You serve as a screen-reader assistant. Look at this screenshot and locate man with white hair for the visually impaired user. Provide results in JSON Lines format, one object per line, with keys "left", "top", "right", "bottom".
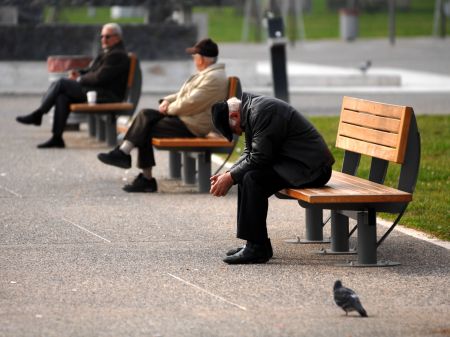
{"left": 16, "top": 23, "right": 129, "bottom": 148}
{"left": 97, "top": 38, "right": 228, "bottom": 193}
{"left": 210, "top": 93, "right": 335, "bottom": 264}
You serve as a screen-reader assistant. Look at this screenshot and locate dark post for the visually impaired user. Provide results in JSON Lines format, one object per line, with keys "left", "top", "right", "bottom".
{"left": 440, "top": 0, "right": 447, "bottom": 38}
{"left": 267, "top": 17, "right": 289, "bottom": 103}
{"left": 388, "top": 0, "right": 396, "bottom": 45}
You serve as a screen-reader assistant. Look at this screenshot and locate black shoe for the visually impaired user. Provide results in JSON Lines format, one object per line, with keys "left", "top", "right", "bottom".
{"left": 37, "top": 136, "right": 65, "bottom": 149}
{"left": 16, "top": 110, "right": 43, "bottom": 126}
{"left": 123, "top": 174, "right": 158, "bottom": 193}
{"left": 226, "top": 238, "right": 273, "bottom": 258}
{"left": 97, "top": 147, "right": 131, "bottom": 169}
{"left": 223, "top": 241, "right": 271, "bottom": 264}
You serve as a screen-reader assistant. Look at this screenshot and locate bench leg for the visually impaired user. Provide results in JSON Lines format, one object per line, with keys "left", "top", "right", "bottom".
{"left": 341, "top": 209, "right": 399, "bottom": 267}
{"left": 285, "top": 207, "right": 331, "bottom": 244}
{"left": 357, "top": 210, "right": 377, "bottom": 264}
{"left": 316, "top": 210, "right": 356, "bottom": 255}
{"left": 169, "top": 151, "right": 181, "bottom": 179}
{"left": 182, "top": 152, "right": 196, "bottom": 185}
{"left": 88, "top": 115, "right": 96, "bottom": 137}
{"left": 197, "top": 152, "right": 211, "bottom": 193}
{"left": 105, "top": 115, "right": 117, "bottom": 147}
{"left": 96, "top": 116, "right": 106, "bottom": 142}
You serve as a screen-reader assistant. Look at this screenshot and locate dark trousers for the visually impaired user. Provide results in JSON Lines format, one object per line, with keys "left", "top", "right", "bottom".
{"left": 124, "top": 109, "right": 196, "bottom": 169}
{"left": 236, "top": 166, "right": 332, "bottom": 243}
{"left": 39, "top": 78, "right": 87, "bottom": 137}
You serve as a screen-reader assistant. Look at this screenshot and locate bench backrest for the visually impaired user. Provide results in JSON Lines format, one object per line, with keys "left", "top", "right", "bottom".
{"left": 123, "top": 52, "right": 142, "bottom": 115}
{"left": 227, "top": 76, "right": 242, "bottom": 99}
{"left": 336, "top": 96, "right": 420, "bottom": 198}
{"left": 336, "top": 96, "right": 412, "bottom": 164}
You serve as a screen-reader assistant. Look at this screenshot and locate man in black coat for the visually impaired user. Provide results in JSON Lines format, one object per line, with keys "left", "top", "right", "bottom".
{"left": 16, "top": 23, "right": 130, "bottom": 148}
{"left": 210, "top": 93, "right": 335, "bottom": 264}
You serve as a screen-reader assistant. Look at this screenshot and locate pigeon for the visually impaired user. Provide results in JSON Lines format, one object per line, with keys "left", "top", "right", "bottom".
{"left": 358, "top": 60, "right": 372, "bottom": 74}
{"left": 333, "top": 280, "right": 368, "bottom": 317}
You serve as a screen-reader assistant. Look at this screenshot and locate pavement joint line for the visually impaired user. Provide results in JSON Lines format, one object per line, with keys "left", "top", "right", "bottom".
{"left": 0, "top": 185, "right": 22, "bottom": 198}
{"left": 62, "top": 217, "right": 111, "bottom": 243}
{"left": 167, "top": 273, "right": 247, "bottom": 311}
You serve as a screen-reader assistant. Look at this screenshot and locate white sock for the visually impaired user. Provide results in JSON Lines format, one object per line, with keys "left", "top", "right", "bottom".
{"left": 119, "top": 140, "right": 134, "bottom": 155}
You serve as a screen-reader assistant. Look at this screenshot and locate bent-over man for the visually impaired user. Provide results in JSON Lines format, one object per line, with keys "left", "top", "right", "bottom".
{"left": 16, "top": 23, "right": 130, "bottom": 148}
{"left": 97, "top": 38, "right": 228, "bottom": 193}
{"left": 210, "top": 93, "right": 335, "bottom": 264}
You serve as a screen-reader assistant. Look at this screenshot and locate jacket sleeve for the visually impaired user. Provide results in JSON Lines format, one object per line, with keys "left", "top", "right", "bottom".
{"left": 163, "top": 93, "right": 178, "bottom": 103}
{"left": 166, "top": 74, "right": 225, "bottom": 117}
{"left": 229, "top": 112, "right": 286, "bottom": 183}
{"left": 79, "top": 52, "right": 129, "bottom": 87}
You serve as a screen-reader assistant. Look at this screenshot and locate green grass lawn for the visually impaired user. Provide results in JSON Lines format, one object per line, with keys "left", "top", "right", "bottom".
{"left": 44, "top": 6, "right": 145, "bottom": 24}
{"left": 195, "top": 0, "right": 449, "bottom": 42}
{"left": 230, "top": 115, "right": 449, "bottom": 241}
{"left": 45, "top": 1, "right": 449, "bottom": 41}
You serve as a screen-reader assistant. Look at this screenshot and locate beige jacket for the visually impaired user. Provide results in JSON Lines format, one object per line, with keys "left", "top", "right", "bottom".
{"left": 164, "top": 63, "right": 228, "bottom": 136}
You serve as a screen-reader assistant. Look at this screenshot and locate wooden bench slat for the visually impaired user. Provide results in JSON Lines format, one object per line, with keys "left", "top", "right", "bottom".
{"left": 341, "top": 109, "right": 401, "bottom": 133}
{"left": 70, "top": 102, "right": 133, "bottom": 112}
{"left": 152, "top": 137, "right": 233, "bottom": 148}
{"left": 342, "top": 96, "right": 408, "bottom": 119}
{"left": 338, "top": 122, "right": 399, "bottom": 148}
{"left": 336, "top": 136, "right": 400, "bottom": 163}
{"left": 280, "top": 171, "right": 412, "bottom": 204}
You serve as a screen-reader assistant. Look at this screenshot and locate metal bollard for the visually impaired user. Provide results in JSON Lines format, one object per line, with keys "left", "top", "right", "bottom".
{"left": 267, "top": 17, "right": 290, "bottom": 103}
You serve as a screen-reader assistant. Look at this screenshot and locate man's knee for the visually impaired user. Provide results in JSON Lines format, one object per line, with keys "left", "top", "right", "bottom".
{"left": 140, "top": 108, "right": 160, "bottom": 119}
{"left": 241, "top": 170, "right": 263, "bottom": 188}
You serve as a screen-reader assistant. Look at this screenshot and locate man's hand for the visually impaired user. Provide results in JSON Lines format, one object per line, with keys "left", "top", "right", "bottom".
{"left": 158, "top": 100, "right": 170, "bottom": 114}
{"left": 210, "top": 172, "right": 234, "bottom": 197}
{"left": 68, "top": 70, "right": 79, "bottom": 80}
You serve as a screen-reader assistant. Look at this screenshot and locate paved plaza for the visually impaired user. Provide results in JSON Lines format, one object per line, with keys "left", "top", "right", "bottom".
{"left": 0, "top": 38, "right": 449, "bottom": 336}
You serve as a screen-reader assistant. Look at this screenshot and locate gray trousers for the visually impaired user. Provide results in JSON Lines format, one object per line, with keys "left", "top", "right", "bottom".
{"left": 124, "top": 109, "right": 195, "bottom": 168}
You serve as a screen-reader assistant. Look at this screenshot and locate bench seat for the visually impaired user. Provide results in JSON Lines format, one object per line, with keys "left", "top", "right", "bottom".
{"left": 152, "top": 135, "right": 235, "bottom": 193}
{"left": 70, "top": 102, "right": 133, "bottom": 113}
{"left": 152, "top": 137, "right": 233, "bottom": 149}
{"left": 280, "top": 171, "right": 412, "bottom": 205}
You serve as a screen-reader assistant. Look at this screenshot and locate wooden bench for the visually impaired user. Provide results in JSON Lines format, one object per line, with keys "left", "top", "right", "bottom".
{"left": 70, "top": 52, "right": 142, "bottom": 146}
{"left": 152, "top": 76, "right": 242, "bottom": 193}
{"left": 278, "top": 96, "right": 421, "bottom": 267}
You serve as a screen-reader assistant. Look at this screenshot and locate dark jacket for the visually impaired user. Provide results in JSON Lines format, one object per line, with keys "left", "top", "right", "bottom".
{"left": 229, "top": 93, "right": 335, "bottom": 187}
{"left": 79, "top": 41, "right": 130, "bottom": 103}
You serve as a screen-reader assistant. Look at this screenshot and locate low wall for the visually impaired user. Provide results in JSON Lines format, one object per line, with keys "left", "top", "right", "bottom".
{"left": 0, "top": 23, "right": 197, "bottom": 60}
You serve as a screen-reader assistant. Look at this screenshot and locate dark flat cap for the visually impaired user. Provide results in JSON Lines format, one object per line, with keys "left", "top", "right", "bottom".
{"left": 186, "top": 38, "right": 219, "bottom": 57}
{"left": 211, "top": 101, "right": 233, "bottom": 142}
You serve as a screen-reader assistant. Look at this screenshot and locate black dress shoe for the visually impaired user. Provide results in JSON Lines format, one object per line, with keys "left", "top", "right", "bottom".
{"left": 97, "top": 147, "right": 131, "bottom": 169}
{"left": 226, "top": 238, "right": 273, "bottom": 258}
{"left": 16, "top": 111, "right": 43, "bottom": 126}
{"left": 37, "top": 136, "right": 65, "bottom": 148}
{"left": 223, "top": 241, "right": 271, "bottom": 264}
{"left": 123, "top": 174, "right": 157, "bottom": 193}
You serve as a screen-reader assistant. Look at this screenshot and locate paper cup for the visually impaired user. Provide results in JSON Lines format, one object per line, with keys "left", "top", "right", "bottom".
{"left": 87, "top": 91, "right": 97, "bottom": 104}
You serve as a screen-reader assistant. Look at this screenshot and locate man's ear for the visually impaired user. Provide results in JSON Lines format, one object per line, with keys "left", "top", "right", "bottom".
{"left": 229, "top": 111, "right": 239, "bottom": 120}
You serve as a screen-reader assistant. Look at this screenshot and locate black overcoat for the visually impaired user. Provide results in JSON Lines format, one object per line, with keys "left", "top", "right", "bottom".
{"left": 229, "top": 93, "right": 335, "bottom": 187}
{"left": 79, "top": 41, "right": 130, "bottom": 102}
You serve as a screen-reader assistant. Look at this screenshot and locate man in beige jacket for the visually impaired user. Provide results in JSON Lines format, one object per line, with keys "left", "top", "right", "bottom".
{"left": 97, "top": 38, "right": 228, "bottom": 192}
